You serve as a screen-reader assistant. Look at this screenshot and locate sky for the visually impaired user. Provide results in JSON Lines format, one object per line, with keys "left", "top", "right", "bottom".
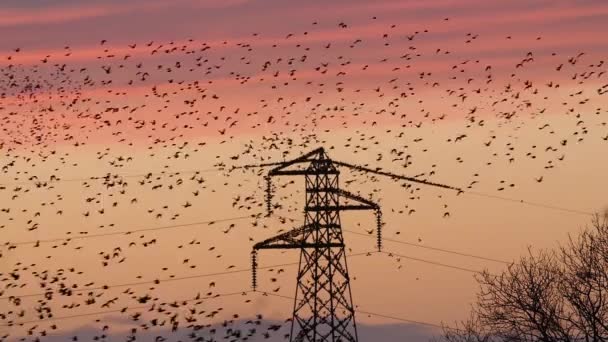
{"left": 1, "top": 1, "right": 608, "bottom": 341}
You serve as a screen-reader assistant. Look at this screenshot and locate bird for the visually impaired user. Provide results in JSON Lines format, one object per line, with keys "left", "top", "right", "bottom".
{"left": 0, "top": 16, "right": 604, "bottom": 342}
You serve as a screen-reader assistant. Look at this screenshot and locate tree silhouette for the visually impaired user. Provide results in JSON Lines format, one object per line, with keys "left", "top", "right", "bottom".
{"left": 439, "top": 214, "right": 608, "bottom": 342}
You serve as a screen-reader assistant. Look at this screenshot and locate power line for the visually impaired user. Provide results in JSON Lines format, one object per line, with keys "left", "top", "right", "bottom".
{"left": 259, "top": 292, "right": 457, "bottom": 331}
{"left": 356, "top": 309, "right": 449, "bottom": 330}
{"left": 1, "top": 214, "right": 258, "bottom": 247}
{"left": 380, "top": 250, "right": 485, "bottom": 274}
{"left": 0, "top": 168, "right": 224, "bottom": 187}
{"left": 248, "top": 216, "right": 494, "bottom": 275}
{"left": 0, "top": 290, "right": 252, "bottom": 328}
{"left": 0, "top": 268, "right": 258, "bottom": 301}
{"left": 331, "top": 159, "right": 593, "bottom": 217}
{"left": 0, "top": 163, "right": 595, "bottom": 217}
{"left": 2, "top": 212, "right": 302, "bottom": 248}
{"left": 0, "top": 253, "right": 472, "bottom": 332}
{"left": 3, "top": 287, "right": 459, "bottom": 335}
{"left": 342, "top": 229, "right": 512, "bottom": 264}
{"left": 465, "top": 190, "right": 593, "bottom": 216}
{"left": 0, "top": 161, "right": 284, "bottom": 188}
{"left": 252, "top": 157, "right": 593, "bottom": 217}
{"left": 278, "top": 213, "right": 510, "bottom": 265}
{"left": 0, "top": 251, "right": 376, "bottom": 301}
{"left": 0, "top": 249, "right": 480, "bottom": 332}
{"left": 0, "top": 161, "right": 279, "bottom": 187}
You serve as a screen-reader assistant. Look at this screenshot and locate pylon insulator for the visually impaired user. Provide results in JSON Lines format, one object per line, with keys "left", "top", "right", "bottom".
{"left": 265, "top": 176, "right": 272, "bottom": 217}
{"left": 376, "top": 209, "right": 383, "bottom": 252}
{"left": 251, "top": 250, "right": 258, "bottom": 291}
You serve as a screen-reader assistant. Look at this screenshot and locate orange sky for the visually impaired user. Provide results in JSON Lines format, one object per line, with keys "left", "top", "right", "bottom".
{"left": 1, "top": 1, "right": 608, "bottom": 341}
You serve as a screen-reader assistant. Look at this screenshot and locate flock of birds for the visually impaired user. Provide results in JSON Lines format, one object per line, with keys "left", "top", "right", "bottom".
{"left": 0, "top": 11, "right": 607, "bottom": 342}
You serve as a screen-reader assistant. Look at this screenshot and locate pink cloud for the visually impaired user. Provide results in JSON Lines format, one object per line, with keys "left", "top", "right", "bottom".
{"left": 0, "top": 3, "right": 149, "bottom": 27}
{"left": 3, "top": 0, "right": 605, "bottom": 66}
{"left": 0, "top": 0, "right": 250, "bottom": 27}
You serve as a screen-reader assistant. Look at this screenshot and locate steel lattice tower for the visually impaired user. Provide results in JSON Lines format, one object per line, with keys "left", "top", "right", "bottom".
{"left": 251, "top": 148, "right": 382, "bottom": 342}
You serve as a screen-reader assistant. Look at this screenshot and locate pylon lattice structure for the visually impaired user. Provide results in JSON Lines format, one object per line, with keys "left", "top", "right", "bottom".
{"left": 252, "top": 148, "right": 383, "bottom": 342}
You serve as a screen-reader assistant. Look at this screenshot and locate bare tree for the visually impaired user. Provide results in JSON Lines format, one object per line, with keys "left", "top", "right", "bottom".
{"left": 437, "top": 311, "right": 497, "bottom": 342}
{"left": 558, "top": 215, "right": 608, "bottom": 341}
{"left": 440, "top": 215, "right": 608, "bottom": 342}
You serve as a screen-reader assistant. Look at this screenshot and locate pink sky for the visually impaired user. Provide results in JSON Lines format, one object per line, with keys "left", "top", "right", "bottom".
{"left": 1, "top": 1, "right": 608, "bottom": 342}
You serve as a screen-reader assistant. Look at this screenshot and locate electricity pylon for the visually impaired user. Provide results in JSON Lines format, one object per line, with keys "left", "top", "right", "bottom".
{"left": 251, "top": 148, "right": 383, "bottom": 342}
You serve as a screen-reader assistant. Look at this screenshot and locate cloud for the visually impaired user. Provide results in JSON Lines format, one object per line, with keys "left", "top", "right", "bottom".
{"left": 0, "top": 3, "right": 138, "bottom": 27}
{"left": 0, "top": 0, "right": 250, "bottom": 27}
{"left": 2, "top": 0, "right": 605, "bottom": 65}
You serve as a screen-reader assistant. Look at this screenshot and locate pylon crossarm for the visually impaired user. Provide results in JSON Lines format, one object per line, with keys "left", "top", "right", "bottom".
{"left": 272, "top": 169, "right": 339, "bottom": 176}
{"left": 305, "top": 205, "right": 375, "bottom": 211}
{"left": 269, "top": 148, "right": 325, "bottom": 176}
{"left": 253, "top": 224, "right": 344, "bottom": 250}
{"left": 257, "top": 243, "right": 344, "bottom": 249}
{"left": 335, "top": 188, "right": 379, "bottom": 210}
{"left": 253, "top": 224, "right": 313, "bottom": 250}
{"left": 332, "top": 159, "right": 461, "bottom": 191}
